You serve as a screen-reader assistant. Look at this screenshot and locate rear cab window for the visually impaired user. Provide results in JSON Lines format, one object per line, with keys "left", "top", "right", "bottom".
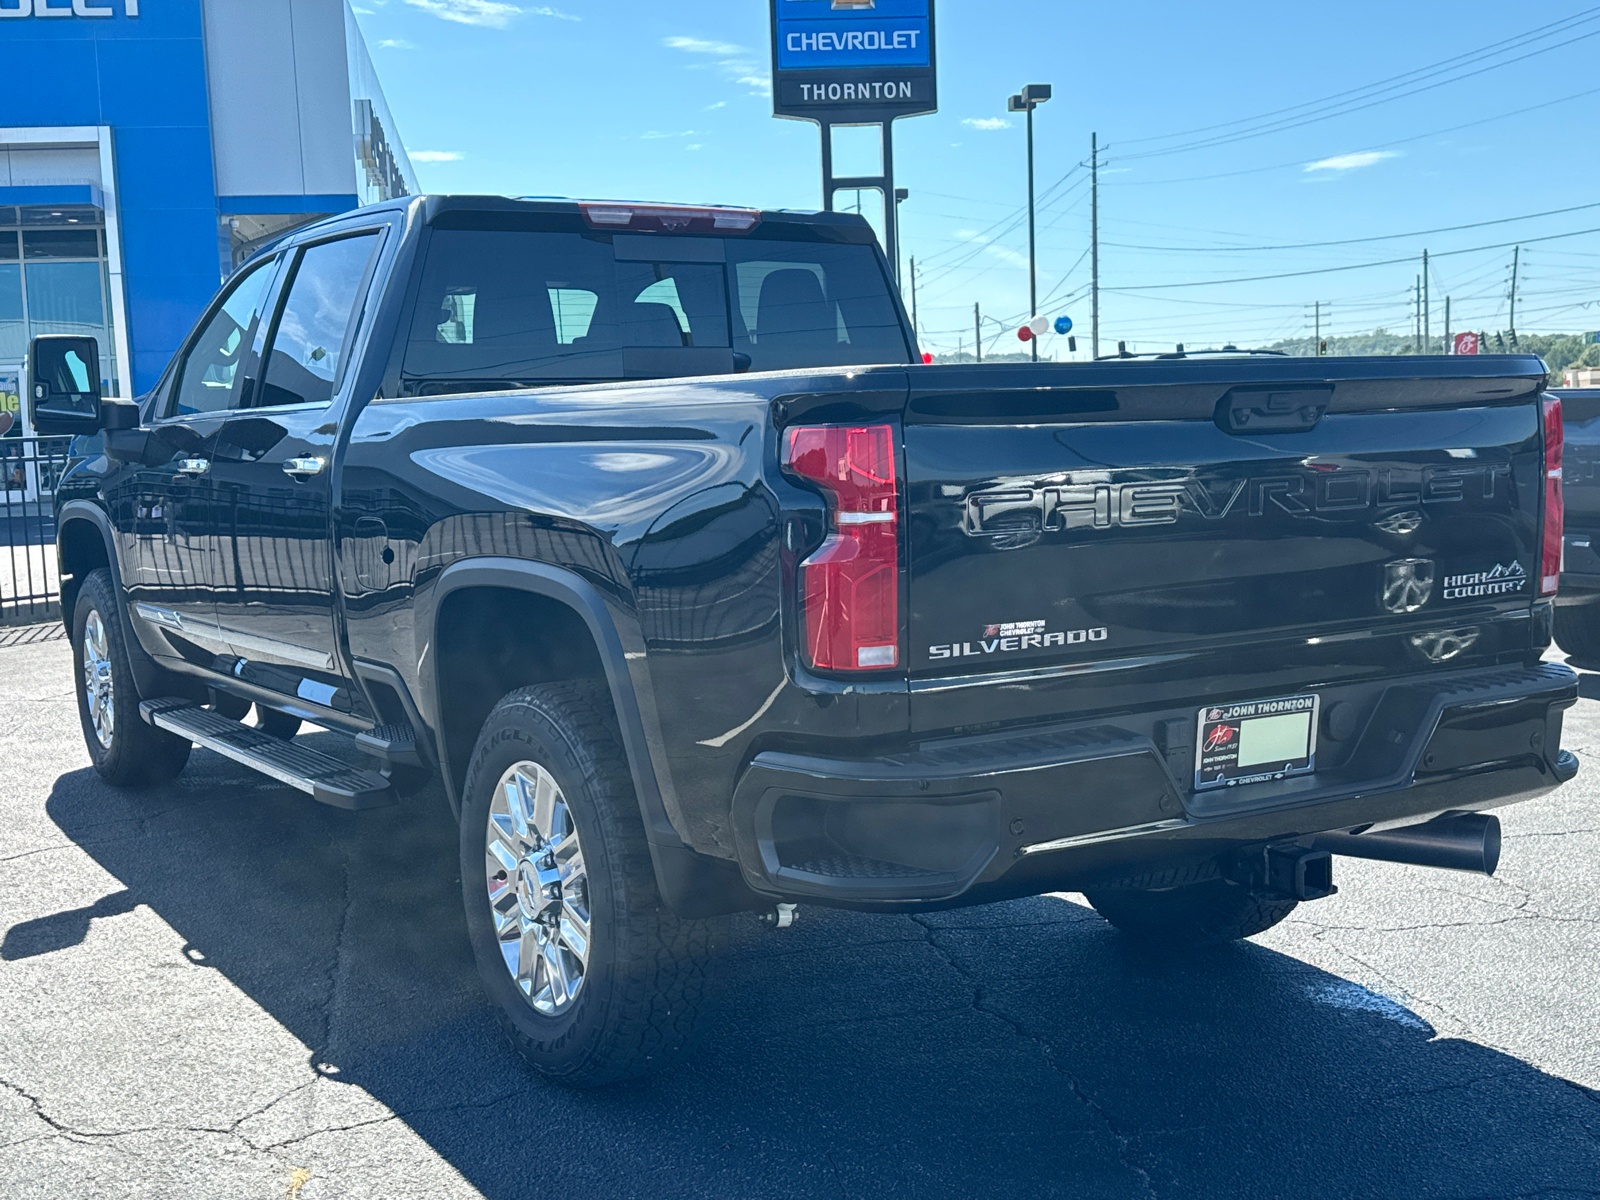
{"left": 398, "top": 212, "right": 910, "bottom": 394}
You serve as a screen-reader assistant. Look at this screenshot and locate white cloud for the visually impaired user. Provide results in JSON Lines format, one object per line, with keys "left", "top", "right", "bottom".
{"left": 663, "top": 35, "right": 772, "bottom": 97}
{"left": 640, "top": 130, "right": 700, "bottom": 140}
{"left": 410, "top": 150, "right": 464, "bottom": 162}
{"left": 405, "top": 0, "right": 521, "bottom": 26}
{"left": 528, "top": 5, "right": 580, "bottom": 18}
{"left": 954, "top": 229, "right": 1028, "bottom": 270}
{"left": 704, "top": 101, "right": 727, "bottom": 111}
{"left": 1304, "top": 150, "right": 1399, "bottom": 173}
{"left": 376, "top": 38, "right": 414, "bottom": 48}
{"left": 686, "top": 144, "right": 703, "bottom": 152}
{"left": 664, "top": 36, "right": 744, "bottom": 55}
{"left": 962, "top": 118, "right": 1011, "bottom": 131}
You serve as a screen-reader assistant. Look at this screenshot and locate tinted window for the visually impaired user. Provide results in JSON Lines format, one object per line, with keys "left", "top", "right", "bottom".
{"left": 169, "top": 260, "right": 276, "bottom": 417}
{"left": 22, "top": 229, "right": 100, "bottom": 259}
{"left": 257, "top": 233, "right": 380, "bottom": 409}
{"left": 403, "top": 231, "right": 731, "bottom": 389}
{"left": 727, "top": 242, "right": 908, "bottom": 372}
{"left": 400, "top": 229, "right": 907, "bottom": 389}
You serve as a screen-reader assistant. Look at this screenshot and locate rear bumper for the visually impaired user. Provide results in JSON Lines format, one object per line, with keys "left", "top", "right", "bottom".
{"left": 728, "top": 662, "right": 1579, "bottom": 907}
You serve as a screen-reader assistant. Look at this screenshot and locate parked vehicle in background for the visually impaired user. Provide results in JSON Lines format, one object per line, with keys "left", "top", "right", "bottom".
{"left": 28, "top": 195, "right": 1580, "bottom": 1087}
{"left": 1551, "top": 388, "right": 1600, "bottom": 661}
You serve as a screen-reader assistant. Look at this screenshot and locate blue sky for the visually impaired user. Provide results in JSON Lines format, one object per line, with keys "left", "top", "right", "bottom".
{"left": 354, "top": 0, "right": 1600, "bottom": 357}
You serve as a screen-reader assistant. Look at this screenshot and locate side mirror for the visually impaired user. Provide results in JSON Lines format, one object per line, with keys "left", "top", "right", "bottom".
{"left": 28, "top": 335, "right": 103, "bottom": 435}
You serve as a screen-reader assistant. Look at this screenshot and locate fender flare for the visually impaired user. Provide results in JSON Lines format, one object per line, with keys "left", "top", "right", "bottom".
{"left": 419, "top": 557, "right": 688, "bottom": 852}
{"left": 56, "top": 500, "right": 167, "bottom": 698}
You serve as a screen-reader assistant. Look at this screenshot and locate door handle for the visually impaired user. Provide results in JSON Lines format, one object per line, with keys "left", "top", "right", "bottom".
{"left": 282, "top": 456, "right": 327, "bottom": 479}
{"left": 176, "top": 458, "right": 210, "bottom": 476}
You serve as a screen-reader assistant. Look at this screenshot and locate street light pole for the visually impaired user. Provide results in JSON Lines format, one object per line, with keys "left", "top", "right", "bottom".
{"left": 893, "top": 188, "right": 909, "bottom": 290}
{"left": 1009, "top": 84, "right": 1051, "bottom": 362}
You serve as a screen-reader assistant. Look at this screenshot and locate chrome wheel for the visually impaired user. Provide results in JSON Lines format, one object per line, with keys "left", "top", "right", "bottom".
{"left": 485, "top": 760, "right": 591, "bottom": 1016}
{"left": 82, "top": 609, "right": 115, "bottom": 749}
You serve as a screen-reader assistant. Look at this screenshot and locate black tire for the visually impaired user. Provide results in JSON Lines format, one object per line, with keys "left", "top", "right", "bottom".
{"left": 1554, "top": 603, "right": 1600, "bottom": 663}
{"left": 1084, "top": 861, "right": 1297, "bottom": 950}
{"left": 71, "top": 568, "right": 191, "bottom": 787}
{"left": 459, "top": 680, "right": 716, "bottom": 1088}
{"left": 255, "top": 706, "right": 301, "bottom": 740}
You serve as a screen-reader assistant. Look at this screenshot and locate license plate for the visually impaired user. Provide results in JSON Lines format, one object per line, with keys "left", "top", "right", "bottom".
{"left": 1194, "top": 694, "right": 1319, "bottom": 791}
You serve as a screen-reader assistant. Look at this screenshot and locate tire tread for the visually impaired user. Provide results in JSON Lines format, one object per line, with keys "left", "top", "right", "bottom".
{"left": 464, "top": 680, "right": 715, "bottom": 1087}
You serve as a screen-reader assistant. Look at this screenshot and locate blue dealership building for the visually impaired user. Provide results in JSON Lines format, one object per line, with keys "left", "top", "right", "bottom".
{"left": 1, "top": 0, "right": 416, "bottom": 431}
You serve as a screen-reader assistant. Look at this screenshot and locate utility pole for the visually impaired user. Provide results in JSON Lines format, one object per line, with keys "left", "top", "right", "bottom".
{"left": 1444, "top": 296, "right": 1451, "bottom": 354}
{"left": 1423, "top": 249, "right": 1430, "bottom": 354}
{"left": 1509, "top": 245, "right": 1521, "bottom": 338}
{"left": 910, "top": 257, "right": 919, "bottom": 341}
{"left": 1314, "top": 301, "right": 1321, "bottom": 353}
{"left": 1008, "top": 84, "right": 1052, "bottom": 362}
{"left": 1091, "top": 132, "right": 1100, "bottom": 361}
{"left": 1415, "top": 276, "right": 1422, "bottom": 353}
{"left": 974, "top": 302, "right": 982, "bottom": 364}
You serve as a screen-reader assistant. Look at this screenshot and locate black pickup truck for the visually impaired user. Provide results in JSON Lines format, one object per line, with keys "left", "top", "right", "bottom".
{"left": 28, "top": 196, "right": 1579, "bottom": 1086}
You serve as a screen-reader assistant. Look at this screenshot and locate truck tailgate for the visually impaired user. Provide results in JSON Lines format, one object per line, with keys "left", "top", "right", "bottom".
{"left": 904, "top": 359, "right": 1548, "bottom": 734}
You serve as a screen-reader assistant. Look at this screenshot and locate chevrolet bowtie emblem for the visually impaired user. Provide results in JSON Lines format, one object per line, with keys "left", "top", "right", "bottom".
{"left": 1383, "top": 558, "right": 1435, "bottom": 615}
{"left": 832, "top": 0, "right": 875, "bottom": 8}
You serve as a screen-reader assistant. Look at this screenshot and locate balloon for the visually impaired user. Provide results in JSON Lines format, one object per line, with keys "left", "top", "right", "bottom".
{"left": 1055, "top": 315, "right": 1073, "bottom": 335}
{"left": 1017, "top": 326, "right": 1034, "bottom": 342}
{"left": 1029, "top": 315, "right": 1050, "bottom": 337}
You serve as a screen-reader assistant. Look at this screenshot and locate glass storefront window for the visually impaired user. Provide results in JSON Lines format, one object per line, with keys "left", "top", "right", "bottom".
{"left": 0, "top": 264, "right": 23, "bottom": 364}
{"left": 22, "top": 229, "right": 101, "bottom": 259}
{"left": 0, "top": 207, "right": 118, "bottom": 399}
{"left": 24, "top": 262, "right": 106, "bottom": 334}
{"left": 18, "top": 206, "right": 99, "bottom": 226}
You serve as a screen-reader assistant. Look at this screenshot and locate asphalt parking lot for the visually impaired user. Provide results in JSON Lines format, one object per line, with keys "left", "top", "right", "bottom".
{"left": 3, "top": 633, "right": 1599, "bottom": 1199}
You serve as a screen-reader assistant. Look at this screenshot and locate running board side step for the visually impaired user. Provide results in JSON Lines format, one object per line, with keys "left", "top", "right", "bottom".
{"left": 140, "top": 698, "right": 395, "bottom": 810}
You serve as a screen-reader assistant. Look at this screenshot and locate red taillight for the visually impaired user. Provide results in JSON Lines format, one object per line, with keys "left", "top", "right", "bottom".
{"left": 1542, "top": 395, "right": 1564, "bottom": 596}
{"left": 782, "top": 424, "right": 900, "bottom": 671}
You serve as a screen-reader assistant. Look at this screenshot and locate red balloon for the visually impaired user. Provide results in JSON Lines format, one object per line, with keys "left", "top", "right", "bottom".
{"left": 921, "top": 351, "right": 934, "bottom": 364}
{"left": 1018, "top": 326, "right": 1034, "bottom": 342}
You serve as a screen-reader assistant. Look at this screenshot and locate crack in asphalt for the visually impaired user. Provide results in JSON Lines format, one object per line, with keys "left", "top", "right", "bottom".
{"left": 0, "top": 842, "right": 79, "bottom": 865}
{"left": 0, "top": 1076, "right": 236, "bottom": 1148}
{"left": 906, "top": 914, "right": 1160, "bottom": 1200}
{"left": 259, "top": 1089, "right": 524, "bottom": 1152}
{"left": 312, "top": 849, "right": 357, "bottom": 1072}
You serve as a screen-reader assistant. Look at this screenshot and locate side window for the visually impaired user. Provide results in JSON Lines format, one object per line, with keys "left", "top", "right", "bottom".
{"left": 547, "top": 288, "right": 598, "bottom": 344}
{"left": 256, "top": 233, "right": 380, "bottom": 409}
{"left": 167, "top": 261, "right": 276, "bottom": 417}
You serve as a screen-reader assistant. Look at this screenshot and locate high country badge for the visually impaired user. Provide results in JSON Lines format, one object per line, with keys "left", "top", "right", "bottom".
{"left": 1443, "top": 561, "right": 1526, "bottom": 600}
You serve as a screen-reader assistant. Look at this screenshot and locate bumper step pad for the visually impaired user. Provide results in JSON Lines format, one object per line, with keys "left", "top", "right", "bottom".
{"left": 139, "top": 698, "right": 395, "bottom": 810}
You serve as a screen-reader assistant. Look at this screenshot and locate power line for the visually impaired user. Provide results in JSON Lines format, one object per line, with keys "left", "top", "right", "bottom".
{"left": 1096, "top": 199, "right": 1600, "bottom": 255}
{"left": 1110, "top": 83, "right": 1600, "bottom": 188}
{"left": 1113, "top": 7, "right": 1600, "bottom": 158}
{"left": 1108, "top": 224, "right": 1600, "bottom": 292}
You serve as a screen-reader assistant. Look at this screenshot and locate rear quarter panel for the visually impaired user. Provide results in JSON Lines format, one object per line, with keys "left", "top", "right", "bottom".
{"left": 338, "top": 368, "right": 911, "bottom": 856}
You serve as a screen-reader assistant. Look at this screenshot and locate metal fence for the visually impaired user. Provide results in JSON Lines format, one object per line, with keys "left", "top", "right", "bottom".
{"left": 1, "top": 435, "right": 71, "bottom": 627}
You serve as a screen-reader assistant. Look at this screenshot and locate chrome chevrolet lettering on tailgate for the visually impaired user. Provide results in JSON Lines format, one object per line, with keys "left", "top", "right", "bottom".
{"left": 962, "top": 464, "right": 1513, "bottom": 538}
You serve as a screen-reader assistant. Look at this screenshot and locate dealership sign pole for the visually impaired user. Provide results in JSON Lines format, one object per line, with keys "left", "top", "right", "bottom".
{"left": 770, "top": 0, "right": 937, "bottom": 289}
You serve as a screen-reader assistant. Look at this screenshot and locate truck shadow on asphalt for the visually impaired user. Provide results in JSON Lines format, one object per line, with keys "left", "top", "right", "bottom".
{"left": 37, "top": 749, "right": 1600, "bottom": 1200}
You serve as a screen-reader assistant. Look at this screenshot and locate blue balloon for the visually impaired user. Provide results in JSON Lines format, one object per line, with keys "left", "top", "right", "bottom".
{"left": 1055, "top": 315, "right": 1074, "bottom": 335}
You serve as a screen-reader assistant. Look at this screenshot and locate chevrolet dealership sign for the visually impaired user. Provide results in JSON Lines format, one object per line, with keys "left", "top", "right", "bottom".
{"left": 0, "top": 0, "right": 139, "bottom": 14}
{"left": 771, "top": 0, "right": 937, "bottom": 122}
